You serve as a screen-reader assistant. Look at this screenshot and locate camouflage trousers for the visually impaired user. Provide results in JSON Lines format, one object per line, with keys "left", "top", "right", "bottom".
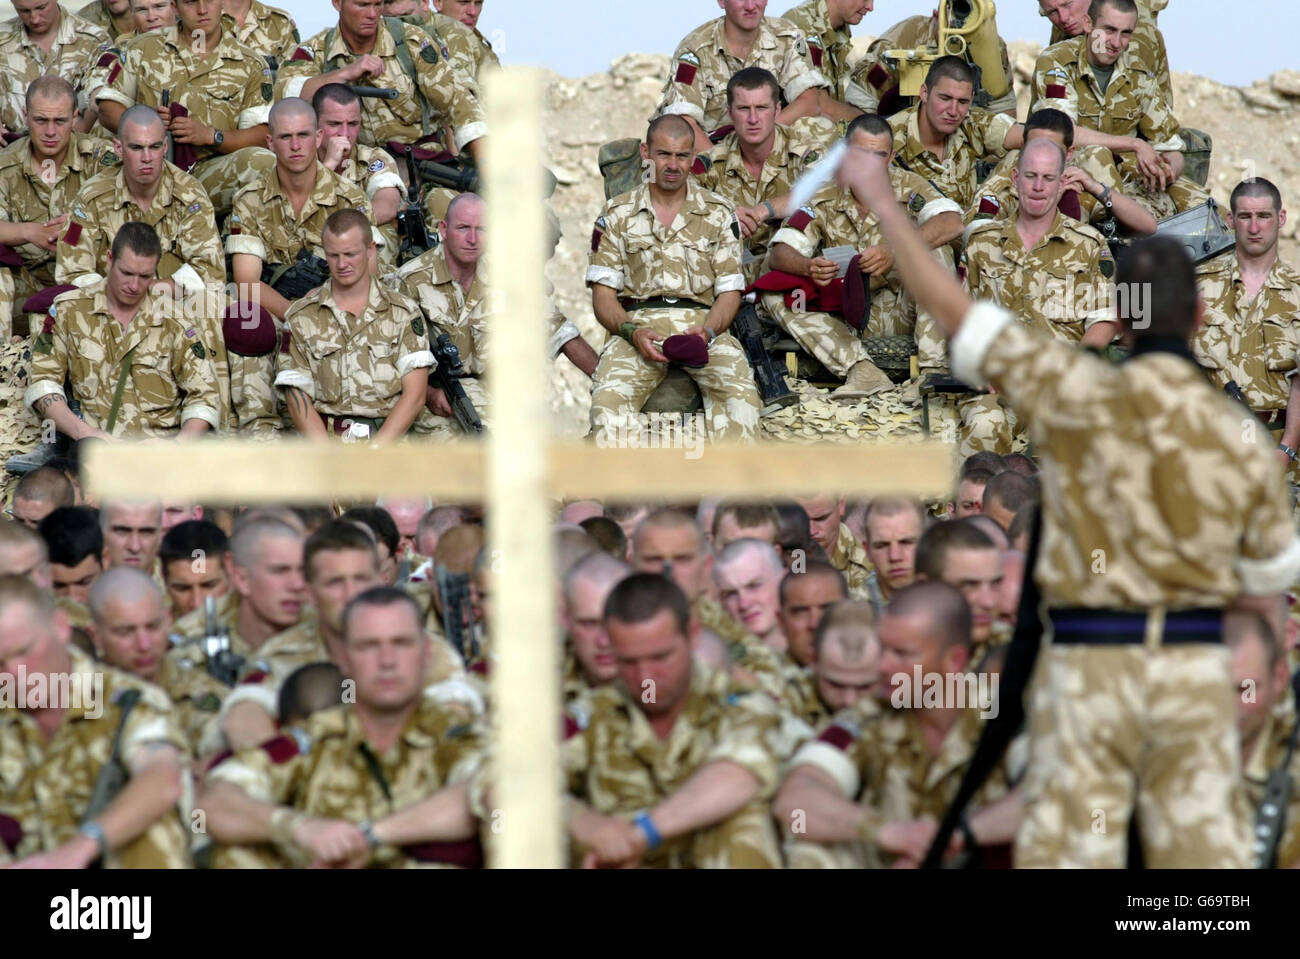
{"left": 760, "top": 283, "right": 913, "bottom": 379}
{"left": 909, "top": 245, "right": 959, "bottom": 373}
{"left": 194, "top": 147, "right": 271, "bottom": 219}
{"left": 228, "top": 349, "right": 285, "bottom": 436}
{"left": 1015, "top": 642, "right": 1251, "bottom": 868}
{"left": 647, "top": 801, "right": 783, "bottom": 868}
{"left": 0, "top": 261, "right": 56, "bottom": 339}
{"left": 955, "top": 391, "right": 1021, "bottom": 458}
{"left": 1116, "top": 155, "right": 1211, "bottom": 220}
{"left": 590, "top": 307, "right": 761, "bottom": 442}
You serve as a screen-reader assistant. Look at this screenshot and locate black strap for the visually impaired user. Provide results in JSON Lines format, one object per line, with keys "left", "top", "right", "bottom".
{"left": 357, "top": 742, "right": 393, "bottom": 806}
{"left": 922, "top": 507, "right": 1044, "bottom": 868}
{"left": 82, "top": 688, "right": 143, "bottom": 858}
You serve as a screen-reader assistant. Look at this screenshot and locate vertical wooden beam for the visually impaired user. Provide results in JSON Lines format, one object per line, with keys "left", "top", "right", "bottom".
{"left": 484, "top": 68, "right": 560, "bottom": 868}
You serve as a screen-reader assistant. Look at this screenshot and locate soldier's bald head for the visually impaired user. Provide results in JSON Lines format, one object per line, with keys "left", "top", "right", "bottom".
{"left": 25, "top": 75, "right": 76, "bottom": 114}
{"left": 445, "top": 192, "right": 483, "bottom": 226}
{"left": 119, "top": 103, "right": 166, "bottom": 139}
{"left": 646, "top": 114, "right": 694, "bottom": 150}
{"left": 269, "top": 97, "right": 317, "bottom": 134}
{"left": 1018, "top": 137, "right": 1066, "bottom": 176}
{"left": 88, "top": 566, "right": 163, "bottom": 624}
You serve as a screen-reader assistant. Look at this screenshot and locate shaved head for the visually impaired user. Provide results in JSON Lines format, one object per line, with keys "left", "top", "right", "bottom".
{"left": 88, "top": 566, "right": 163, "bottom": 623}
{"left": 269, "top": 97, "right": 317, "bottom": 134}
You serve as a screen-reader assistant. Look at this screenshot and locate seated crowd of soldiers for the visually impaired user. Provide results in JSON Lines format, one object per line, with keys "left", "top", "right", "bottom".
{"left": 0, "top": 462, "right": 1294, "bottom": 867}
{"left": 0, "top": 0, "right": 1298, "bottom": 868}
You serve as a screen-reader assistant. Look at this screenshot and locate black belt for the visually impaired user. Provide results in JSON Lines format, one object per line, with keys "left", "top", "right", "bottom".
{"left": 620, "top": 296, "right": 709, "bottom": 313}
{"left": 1048, "top": 607, "right": 1223, "bottom": 644}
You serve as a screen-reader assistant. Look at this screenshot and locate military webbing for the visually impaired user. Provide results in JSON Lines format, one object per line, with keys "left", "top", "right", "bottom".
{"left": 105, "top": 345, "right": 139, "bottom": 434}
{"left": 384, "top": 17, "right": 433, "bottom": 139}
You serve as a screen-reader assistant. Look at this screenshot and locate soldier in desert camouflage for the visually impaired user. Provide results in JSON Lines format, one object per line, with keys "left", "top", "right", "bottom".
{"left": 0, "top": 0, "right": 110, "bottom": 136}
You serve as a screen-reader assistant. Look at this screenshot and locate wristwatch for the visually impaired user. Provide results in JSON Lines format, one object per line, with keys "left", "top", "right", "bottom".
{"left": 78, "top": 821, "right": 108, "bottom": 864}
{"left": 1280, "top": 443, "right": 1298, "bottom": 462}
{"left": 1098, "top": 186, "right": 1113, "bottom": 209}
{"left": 212, "top": 129, "right": 225, "bottom": 148}
{"left": 358, "top": 819, "right": 381, "bottom": 850}
{"left": 703, "top": 326, "right": 717, "bottom": 344}
{"left": 619, "top": 321, "right": 639, "bottom": 345}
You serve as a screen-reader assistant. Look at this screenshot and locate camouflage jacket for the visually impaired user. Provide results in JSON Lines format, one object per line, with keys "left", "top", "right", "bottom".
{"left": 277, "top": 19, "right": 486, "bottom": 151}
{"left": 779, "top": 0, "right": 866, "bottom": 107}
{"left": 949, "top": 301, "right": 1300, "bottom": 608}
{"left": 657, "top": 15, "right": 829, "bottom": 134}
{"left": 1193, "top": 252, "right": 1300, "bottom": 413}
{"left": 963, "top": 144, "right": 1121, "bottom": 228}
{"left": 963, "top": 211, "right": 1115, "bottom": 343}
{"left": 395, "top": 243, "right": 492, "bottom": 376}
{"left": 887, "top": 104, "right": 1016, "bottom": 210}
{"left": 0, "top": 6, "right": 109, "bottom": 132}
{"left": 225, "top": 160, "right": 370, "bottom": 266}
{"left": 219, "top": 0, "right": 300, "bottom": 63}
{"left": 1047, "top": 0, "right": 1171, "bottom": 105}
{"left": 207, "top": 699, "right": 486, "bottom": 867}
{"left": 26, "top": 281, "right": 221, "bottom": 436}
{"left": 0, "top": 645, "right": 191, "bottom": 866}
{"left": 275, "top": 277, "right": 434, "bottom": 420}
{"left": 586, "top": 179, "right": 746, "bottom": 304}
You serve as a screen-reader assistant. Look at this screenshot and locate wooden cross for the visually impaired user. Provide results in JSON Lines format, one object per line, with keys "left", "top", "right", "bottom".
{"left": 84, "top": 69, "right": 954, "bottom": 867}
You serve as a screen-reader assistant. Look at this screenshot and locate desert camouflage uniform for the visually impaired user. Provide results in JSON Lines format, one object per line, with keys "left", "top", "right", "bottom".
{"left": 416, "top": 12, "right": 490, "bottom": 87}
{"left": 219, "top": 0, "right": 300, "bottom": 64}
{"left": 1047, "top": 0, "right": 1171, "bottom": 105}
{"left": 1193, "top": 252, "right": 1300, "bottom": 487}
{"left": 25, "top": 280, "right": 221, "bottom": 436}
{"left": 779, "top": 660, "right": 829, "bottom": 730}
{"left": 155, "top": 656, "right": 226, "bottom": 755}
{"left": 780, "top": 0, "right": 869, "bottom": 108}
{"left": 657, "top": 15, "right": 830, "bottom": 137}
{"left": 393, "top": 242, "right": 491, "bottom": 437}
{"left": 963, "top": 144, "right": 1122, "bottom": 228}
{"left": 763, "top": 167, "right": 959, "bottom": 379}
{"left": 828, "top": 522, "right": 872, "bottom": 599}
{"left": 955, "top": 212, "right": 1114, "bottom": 457}
{"left": 274, "top": 277, "right": 436, "bottom": 436}
{"left": 950, "top": 299, "right": 1300, "bottom": 867}
{"left": 785, "top": 698, "right": 1023, "bottom": 867}
{"left": 277, "top": 20, "right": 487, "bottom": 153}
{"left": 1031, "top": 35, "right": 1205, "bottom": 218}
{"left": 167, "top": 591, "right": 300, "bottom": 670}
{"left": 695, "top": 116, "right": 836, "bottom": 284}
{"left": 0, "top": 132, "right": 118, "bottom": 335}
{"left": 560, "top": 666, "right": 788, "bottom": 868}
{"left": 93, "top": 25, "right": 273, "bottom": 215}
{"left": 0, "top": 6, "right": 109, "bottom": 134}
{"left": 887, "top": 104, "right": 1016, "bottom": 211}
{"left": 850, "top": 14, "right": 1017, "bottom": 116}
{"left": 695, "top": 594, "right": 796, "bottom": 711}
{"left": 562, "top": 648, "right": 593, "bottom": 704}
{"left": 206, "top": 699, "right": 486, "bottom": 868}
{"left": 1242, "top": 699, "right": 1300, "bottom": 869}
{"left": 226, "top": 160, "right": 370, "bottom": 267}
{"left": 586, "top": 179, "right": 762, "bottom": 442}
{"left": 0, "top": 645, "right": 191, "bottom": 867}
{"left": 74, "top": 0, "right": 133, "bottom": 40}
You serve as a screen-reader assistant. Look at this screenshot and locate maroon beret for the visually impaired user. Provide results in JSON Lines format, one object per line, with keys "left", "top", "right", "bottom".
{"left": 0, "top": 244, "right": 23, "bottom": 268}
{"left": 223, "top": 303, "right": 277, "bottom": 357}
{"left": 662, "top": 333, "right": 709, "bottom": 367}
{"left": 1058, "top": 189, "right": 1082, "bottom": 221}
{"left": 841, "top": 256, "right": 868, "bottom": 331}
{"left": 21, "top": 284, "right": 77, "bottom": 315}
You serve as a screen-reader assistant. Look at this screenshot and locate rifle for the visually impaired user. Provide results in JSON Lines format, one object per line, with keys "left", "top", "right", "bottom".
{"left": 199, "top": 594, "right": 245, "bottom": 687}
{"left": 428, "top": 332, "right": 484, "bottom": 435}
{"left": 263, "top": 248, "right": 330, "bottom": 301}
{"left": 82, "top": 689, "right": 142, "bottom": 842}
{"left": 1253, "top": 669, "right": 1300, "bottom": 868}
{"left": 731, "top": 297, "right": 797, "bottom": 413}
{"left": 434, "top": 565, "right": 480, "bottom": 663}
{"left": 350, "top": 86, "right": 400, "bottom": 100}
{"left": 396, "top": 144, "right": 434, "bottom": 264}
{"left": 161, "top": 89, "right": 175, "bottom": 166}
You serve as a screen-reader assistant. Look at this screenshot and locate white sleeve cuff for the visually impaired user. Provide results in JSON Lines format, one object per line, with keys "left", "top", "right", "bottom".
{"left": 453, "top": 121, "right": 489, "bottom": 152}
{"left": 71, "top": 272, "right": 103, "bottom": 289}
{"left": 949, "top": 301, "right": 1015, "bottom": 388}
{"left": 1153, "top": 136, "right": 1185, "bottom": 153}
{"left": 917, "top": 197, "right": 962, "bottom": 225}
{"left": 204, "top": 757, "right": 273, "bottom": 803}
{"left": 784, "top": 70, "right": 829, "bottom": 105}
{"left": 1082, "top": 307, "right": 1114, "bottom": 332}
{"left": 585, "top": 265, "right": 624, "bottom": 290}
{"left": 366, "top": 171, "right": 404, "bottom": 199}
{"left": 789, "top": 741, "right": 860, "bottom": 799}
{"left": 180, "top": 405, "right": 220, "bottom": 430}
{"left": 216, "top": 683, "right": 279, "bottom": 725}
{"left": 659, "top": 100, "right": 705, "bottom": 126}
{"left": 987, "top": 111, "right": 1016, "bottom": 151}
{"left": 273, "top": 369, "right": 314, "bottom": 395}
{"left": 1040, "top": 97, "right": 1074, "bottom": 120}
{"left": 282, "top": 76, "right": 308, "bottom": 100}
{"left": 845, "top": 81, "right": 875, "bottom": 112}
{"left": 171, "top": 263, "right": 204, "bottom": 295}
{"left": 549, "top": 319, "right": 581, "bottom": 358}
{"left": 1236, "top": 535, "right": 1300, "bottom": 595}
{"left": 771, "top": 227, "right": 814, "bottom": 258}
{"left": 25, "top": 380, "right": 65, "bottom": 409}
{"left": 422, "top": 676, "right": 487, "bottom": 716}
{"left": 714, "top": 273, "right": 745, "bottom": 295}
{"left": 397, "top": 349, "right": 435, "bottom": 378}
{"left": 94, "top": 88, "right": 133, "bottom": 110}
{"left": 225, "top": 235, "right": 267, "bottom": 260}
{"left": 237, "top": 106, "right": 270, "bottom": 129}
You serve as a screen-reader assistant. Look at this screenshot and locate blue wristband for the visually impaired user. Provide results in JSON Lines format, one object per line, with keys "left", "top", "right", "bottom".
{"left": 633, "top": 812, "right": 662, "bottom": 851}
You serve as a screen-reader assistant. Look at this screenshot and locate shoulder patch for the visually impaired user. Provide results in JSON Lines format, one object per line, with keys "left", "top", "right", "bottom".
{"left": 817, "top": 717, "right": 860, "bottom": 750}
{"left": 675, "top": 50, "right": 700, "bottom": 85}
{"left": 290, "top": 45, "right": 313, "bottom": 62}
{"left": 262, "top": 82, "right": 274, "bottom": 102}
{"left": 690, "top": 154, "right": 711, "bottom": 176}
{"left": 187, "top": 201, "right": 202, "bottom": 214}
{"left": 260, "top": 733, "right": 299, "bottom": 764}
{"left": 978, "top": 195, "right": 1000, "bottom": 215}
{"left": 195, "top": 692, "right": 222, "bottom": 712}
{"left": 73, "top": 206, "right": 88, "bottom": 221}
{"left": 367, "top": 158, "right": 385, "bottom": 173}
{"left": 191, "top": 341, "right": 207, "bottom": 360}
{"left": 63, "top": 222, "right": 83, "bottom": 246}
{"left": 866, "top": 62, "right": 892, "bottom": 91}
{"left": 908, "top": 192, "right": 925, "bottom": 213}
{"left": 101, "top": 150, "right": 117, "bottom": 165}
{"left": 590, "top": 215, "right": 606, "bottom": 254}
{"left": 806, "top": 35, "right": 823, "bottom": 68}
{"left": 1099, "top": 249, "right": 1115, "bottom": 279}
{"left": 420, "top": 42, "right": 439, "bottom": 64}
{"left": 411, "top": 316, "right": 425, "bottom": 337}
{"left": 803, "top": 148, "right": 820, "bottom": 165}
{"left": 787, "top": 206, "right": 816, "bottom": 231}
